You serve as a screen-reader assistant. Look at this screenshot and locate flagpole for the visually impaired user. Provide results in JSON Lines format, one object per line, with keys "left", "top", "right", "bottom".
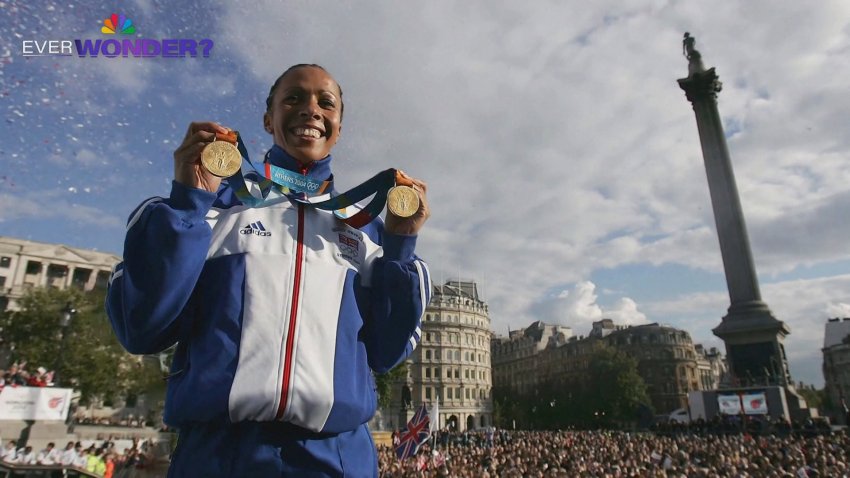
{"left": 431, "top": 396, "right": 440, "bottom": 449}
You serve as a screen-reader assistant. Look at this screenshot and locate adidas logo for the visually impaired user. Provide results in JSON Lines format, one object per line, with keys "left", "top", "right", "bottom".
{"left": 240, "top": 221, "right": 271, "bottom": 237}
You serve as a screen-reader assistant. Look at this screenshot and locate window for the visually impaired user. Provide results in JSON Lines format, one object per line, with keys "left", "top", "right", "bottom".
{"left": 465, "top": 388, "right": 470, "bottom": 399}
{"left": 426, "top": 333, "right": 431, "bottom": 342}
{"left": 72, "top": 268, "right": 92, "bottom": 288}
{"left": 446, "top": 369, "right": 451, "bottom": 379}
{"left": 454, "top": 369, "right": 459, "bottom": 379}
{"left": 455, "top": 388, "right": 461, "bottom": 399}
{"left": 0, "top": 276, "right": 5, "bottom": 288}
{"left": 0, "top": 257, "right": 10, "bottom": 268}
{"left": 95, "top": 270, "right": 110, "bottom": 289}
{"left": 454, "top": 350, "right": 460, "bottom": 361}
{"left": 425, "top": 368, "right": 431, "bottom": 378}
{"left": 425, "top": 350, "right": 431, "bottom": 360}
{"left": 426, "top": 388, "right": 432, "bottom": 400}
{"left": 25, "top": 261, "right": 41, "bottom": 275}
{"left": 464, "top": 369, "right": 469, "bottom": 379}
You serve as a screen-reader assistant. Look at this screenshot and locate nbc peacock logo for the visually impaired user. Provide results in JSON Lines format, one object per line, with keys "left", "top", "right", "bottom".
{"left": 101, "top": 13, "right": 136, "bottom": 35}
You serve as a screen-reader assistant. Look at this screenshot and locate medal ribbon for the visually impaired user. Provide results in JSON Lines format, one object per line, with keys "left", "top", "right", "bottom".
{"left": 228, "top": 133, "right": 396, "bottom": 228}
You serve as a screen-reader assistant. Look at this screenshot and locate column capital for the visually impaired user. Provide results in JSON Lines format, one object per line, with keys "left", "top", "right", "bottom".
{"left": 678, "top": 68, "right": 723, "bottom": 103}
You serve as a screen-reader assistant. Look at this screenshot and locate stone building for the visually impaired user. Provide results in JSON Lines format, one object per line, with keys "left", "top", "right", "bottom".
{"left": 389, "top": 279, "right": 493, "bottom": 432}
{"left": 492, "top": 320, "right": 713, "bottom": 415}
{"left": 823, "top": 317, "right": 850, "bottom": 423}
{"left": 491, "top": 321, "right": 572, "bottom": 396}
{"left": 0, "top": 236, "right": 120, "bottom": 310}
{"left": 695, "top": 344, "right": 726, "bottom": 390}
{"left": 603, "top": 324, "right": 701, "bottom": 413}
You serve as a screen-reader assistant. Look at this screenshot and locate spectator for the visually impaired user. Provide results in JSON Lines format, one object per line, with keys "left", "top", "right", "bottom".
{"left": 104, "top": 452, "right": 116, "bottom": 478}
{"left": 86, "top": 448, "right": 106, "bottom": 476}
{"left": 14, "top": 446, "right": 36, "bottom": 465}
{"left": 60, "top": 441, "right": 79, "bottom": 466}
{"left": 0, "top": 440, "right": 16, "bottom": 463}
{"left": 74, "top": 446, "right": 90, "bottom": 469}
{"left": 36, "top": 442, "right": 59, "bottom": 465}
{"left": 4, "top": 363, "right": 26, "bottom": 386}
{"left": 26, "top": 367, "right": 49, "bottom": 387}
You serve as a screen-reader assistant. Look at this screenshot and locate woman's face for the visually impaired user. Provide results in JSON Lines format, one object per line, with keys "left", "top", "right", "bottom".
{"left": 264, "top": 66, "right": 342, "bottom": 164}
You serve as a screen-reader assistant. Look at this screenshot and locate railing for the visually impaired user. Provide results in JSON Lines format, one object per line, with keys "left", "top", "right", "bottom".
{"left": 0, "top": 463, "right": 99, "bottom": 478}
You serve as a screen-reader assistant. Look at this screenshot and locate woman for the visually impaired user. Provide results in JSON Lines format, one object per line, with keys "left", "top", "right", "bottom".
{"left": 107, "top": 64, "right": 431, "bottom": 477}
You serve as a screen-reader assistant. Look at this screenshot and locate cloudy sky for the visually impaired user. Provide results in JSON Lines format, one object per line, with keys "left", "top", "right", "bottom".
{"left": 2, "top": 0, "right": 849, "bottom": 387}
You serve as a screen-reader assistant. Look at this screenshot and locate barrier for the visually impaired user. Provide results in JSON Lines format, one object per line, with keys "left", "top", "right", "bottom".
{"left": 0, "top": 462, "right": 99, "bottom": 478}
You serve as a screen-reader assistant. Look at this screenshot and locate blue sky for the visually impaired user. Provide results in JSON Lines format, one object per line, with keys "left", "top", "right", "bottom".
{"left": 2, "top": 0, "right": 849, "bottom": 388}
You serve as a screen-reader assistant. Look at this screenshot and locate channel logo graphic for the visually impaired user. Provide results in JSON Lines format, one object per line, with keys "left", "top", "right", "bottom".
{"left": 21, "top": 12, "right": 213, "bottom": 58}
{"left": 101, "top": 14, "right": 136, "bottom": 35}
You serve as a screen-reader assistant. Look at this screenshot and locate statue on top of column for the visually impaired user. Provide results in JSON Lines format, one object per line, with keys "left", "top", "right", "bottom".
{"left": 683, "top": 32, "right": 706, "bottom": 75}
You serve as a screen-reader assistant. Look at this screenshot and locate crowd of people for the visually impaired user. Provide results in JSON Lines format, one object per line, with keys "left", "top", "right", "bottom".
{"left": 0, "top": 361, "right": 54, "bottom": 389}
{"left": 72, "top": 416, "right": 152, "bottom": 428}
{"left": 0, "top": 436, "right": 161, "bottom": 477}
{"left": 651, "top": 415, "right": 836, "bottom": 438}
{"left": 378, "top": 427, "right": 849, "bottom": 477}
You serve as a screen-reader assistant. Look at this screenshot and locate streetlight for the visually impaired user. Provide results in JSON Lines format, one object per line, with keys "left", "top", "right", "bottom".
{"left": 53, "top": 302, "right": 76, "bottom": 387}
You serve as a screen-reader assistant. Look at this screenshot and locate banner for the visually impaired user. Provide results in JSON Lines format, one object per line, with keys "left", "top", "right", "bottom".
{"left": 0, "top": 387, "right": 72, "bottom": 420}
{"left": 742, "top": 392, "right": 768, "bottom": 415}
{"left": 717, "top": 394, "right": 742, "bottom": 415}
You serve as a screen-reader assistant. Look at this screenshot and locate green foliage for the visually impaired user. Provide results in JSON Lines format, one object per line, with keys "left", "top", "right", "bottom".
{"left": 1, "top": 286, "right": 154, "bottom": 403}
{"left": 586, "top": 345, "right": 652, "bottom": 426}
{"left": 797, "top": 386, "right": 825, "bottom": 410}
{"left": 492, "top": 343, "right": 652, "bottom": 430}
{"left": 374, "top": 361, "right": 408, "bottom": 409}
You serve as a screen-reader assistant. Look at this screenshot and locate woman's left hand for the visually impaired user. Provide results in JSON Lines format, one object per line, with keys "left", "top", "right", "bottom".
{"left": 384, "top": 171, "right": 430, "bottom": 236}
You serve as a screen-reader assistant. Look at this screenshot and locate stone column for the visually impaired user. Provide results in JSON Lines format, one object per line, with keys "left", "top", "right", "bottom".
{"left": 678, "top": 35, "right": 791, "bottom": 387}
{"left": 39, "top": 262, "right": 49, "bottom": 287}
{"left": 66, "top": 266, "right": 76, "bottom": 289}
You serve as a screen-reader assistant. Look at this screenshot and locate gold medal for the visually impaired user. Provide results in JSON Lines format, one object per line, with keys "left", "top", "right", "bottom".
{"left": 387, "top": 185, "right": 419, "bottom": 218}
{"left": 201, "top": 140, "right": 242, "bottom": 178}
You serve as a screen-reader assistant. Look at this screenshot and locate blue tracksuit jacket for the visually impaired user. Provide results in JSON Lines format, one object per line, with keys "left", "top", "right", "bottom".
{"left": 106, "top": 149, "right": 430, "bottom": 476}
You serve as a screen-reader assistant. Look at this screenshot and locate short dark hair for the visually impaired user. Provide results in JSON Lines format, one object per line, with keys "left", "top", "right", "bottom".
{"left": 265, "top": 64, "right": 344, "bottom": 120}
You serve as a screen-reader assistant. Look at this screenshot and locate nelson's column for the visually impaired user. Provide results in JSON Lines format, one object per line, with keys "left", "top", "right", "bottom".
{"left": 677, "top": 34, "right": 793, "bottom": 390}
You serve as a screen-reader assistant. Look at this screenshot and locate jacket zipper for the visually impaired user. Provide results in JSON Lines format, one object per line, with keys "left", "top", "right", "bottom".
{"left": 276, "top": 167, "right": 308, "bottom": 420}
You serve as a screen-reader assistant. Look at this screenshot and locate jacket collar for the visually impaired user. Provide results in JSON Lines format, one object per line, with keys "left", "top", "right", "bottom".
{"left": 265, "top": 144, "right": 333, "bottom": 181}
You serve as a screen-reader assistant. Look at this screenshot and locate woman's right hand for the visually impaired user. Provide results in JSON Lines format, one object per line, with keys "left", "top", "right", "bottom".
{"left": 173, "top": 121, "right": 229, "bottom": 193}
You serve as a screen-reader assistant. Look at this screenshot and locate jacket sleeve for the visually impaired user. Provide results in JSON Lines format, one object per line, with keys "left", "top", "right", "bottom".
{"left": 106, "top": 181, "right": 217, "bottom": 354}
{"left": 362, "top": 233, "right": 432, "bottom": 373}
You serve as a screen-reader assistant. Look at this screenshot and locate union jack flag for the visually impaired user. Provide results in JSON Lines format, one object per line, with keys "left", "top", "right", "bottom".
{"left": 395, "top": 403, "right": 431, "bottom": 460}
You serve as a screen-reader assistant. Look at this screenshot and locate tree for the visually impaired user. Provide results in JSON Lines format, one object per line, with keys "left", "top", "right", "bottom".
{"left": 374, "top": 361, "right": 408, "bottom": 409}
{"left": 796, "top": 385, "right": 825, "bottom": 411}
{"left": 1, "top": 286, "right": 150, "bottom": 403}
{"left": 585, "top": 345, "right": 652, "bottom": 427}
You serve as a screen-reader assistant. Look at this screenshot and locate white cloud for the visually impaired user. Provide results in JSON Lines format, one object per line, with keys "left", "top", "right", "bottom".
{"left": 0, "top": 192, "right": 122, "bottom": 229}
{"left": 530, "top": 280, "right": 647, "bottom": 332}
{"left": 826, "top": 302, "right": 850, "bottom": 318}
